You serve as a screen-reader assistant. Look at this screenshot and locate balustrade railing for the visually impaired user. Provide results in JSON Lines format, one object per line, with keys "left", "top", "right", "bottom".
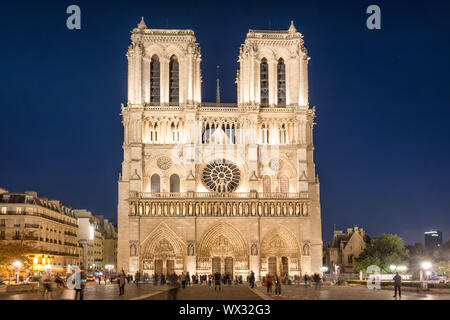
{"left": 130, "top": 191, "right": 308, "bottom": 200}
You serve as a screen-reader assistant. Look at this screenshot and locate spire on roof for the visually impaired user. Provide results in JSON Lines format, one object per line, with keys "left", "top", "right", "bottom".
{"left": 138, "top": 16, "right": 147, "bottom": 29}
{"left": 288, "top": 20, "right": 297, "bottom": 33}
{"left": 216, "top": 65, "right": 221, "bottom": 105}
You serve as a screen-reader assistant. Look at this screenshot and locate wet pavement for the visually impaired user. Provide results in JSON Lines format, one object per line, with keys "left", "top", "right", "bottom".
{"left": 253, "top": 283, "right": 450, "bottom": 300}
{"left": 1, "top": 282, "right": 449, "bottom": 300}
{"left": 144, "top": 283, "right": 263, "bottom": 300}
{"left": 0, "top": 282, "right": 170, "bottom": 300}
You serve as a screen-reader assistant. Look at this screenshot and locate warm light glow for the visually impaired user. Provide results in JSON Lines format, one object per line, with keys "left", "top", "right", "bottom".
{"left": 397, "top": 265, "right": 407, "bottom": 272}
{"left": 421, "top": 262, "right": 432, "bottom": 270}
{"left": 13, "top": 261, "right": 22, "bottom": 268}
{"left": 389, "top": 265, "right": 397, "bottom": 271}
{"left": 425, "top": 271, "right": 432, "bottom": 276}
{"left": 89, "top": 225, "right": 94, "bottom": 240}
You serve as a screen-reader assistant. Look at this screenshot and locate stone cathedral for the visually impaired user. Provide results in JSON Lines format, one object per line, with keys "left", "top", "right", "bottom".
{"left": 118, "top": 18, "right": 323, "bottom": 280}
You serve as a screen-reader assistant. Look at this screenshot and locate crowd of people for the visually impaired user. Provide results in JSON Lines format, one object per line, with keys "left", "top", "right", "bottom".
{"left": 33, "top": 267, "right": 326, "bottom": 300}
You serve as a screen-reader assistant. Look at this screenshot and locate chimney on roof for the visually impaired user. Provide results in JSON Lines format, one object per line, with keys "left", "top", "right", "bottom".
{"left": 24, "top": 190, "right": 37, "bottom": 197}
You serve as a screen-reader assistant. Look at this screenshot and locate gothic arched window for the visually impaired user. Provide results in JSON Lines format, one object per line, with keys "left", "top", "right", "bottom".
{"left": 151, "top": 174, "right": 160, "bottom": 193}
{"left": 263, "top": 176, "right": 271, "bottom": 193}
{"left": 170, "top": 174, "right": 180, "bottom": 193}
{"left": 169, "top": 55, "right": 179, "bottom": 105}
{"left": 277, "top": 58, "right": 286, "bottom": 107}
{"left": 150, "top": 55, "right": 160, "bottom": 105}
{"left": 280, "top": 175, "right": 289, "bottom": 193}
{"left": 260, "top": 58, "right": 269, "bottom": 107}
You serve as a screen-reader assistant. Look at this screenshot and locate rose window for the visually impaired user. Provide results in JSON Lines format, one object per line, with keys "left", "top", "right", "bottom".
{"left": 202, "top": 159, "right": 240, "bottom": 193}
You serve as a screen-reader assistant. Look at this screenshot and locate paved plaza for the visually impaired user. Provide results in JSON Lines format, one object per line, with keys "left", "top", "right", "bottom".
{"left": 253, "top": 284, "right": 450, "bottom": 300}
{"left": 1, "top": 282, "right": 449, "bottom": 300}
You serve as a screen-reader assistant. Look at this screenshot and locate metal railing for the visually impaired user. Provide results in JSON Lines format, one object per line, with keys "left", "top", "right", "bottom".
{"left": 1, "top": 211, "right": 77, "bottom": 227}
{"left": 25, "top": 223, "right": 39, "bottom": 228}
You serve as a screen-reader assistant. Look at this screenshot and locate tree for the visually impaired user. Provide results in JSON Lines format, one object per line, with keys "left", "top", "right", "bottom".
{"left": 435, "top": 240, "right": 450, "bottom": 262}
{"left": 406, "top": 242, "right": 430, "bottom": 265}
{"left": 354, "top": 234, "right": 409, "bottom": 273}
{"left": 0, "top": 241, "right": 34, "bottom": 274}
{"left": 435, "top": 261, "right": 450, "bottom": 276}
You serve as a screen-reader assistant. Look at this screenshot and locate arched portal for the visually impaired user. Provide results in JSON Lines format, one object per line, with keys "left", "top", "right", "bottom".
{"left": 141, "top": 223, "right": 186, "bottom": 275}
{"left": 196, "top": 222, "right": 248, "bottom": 277}
{"left": 260, "top": 226, "right": 300, "bottom": 277}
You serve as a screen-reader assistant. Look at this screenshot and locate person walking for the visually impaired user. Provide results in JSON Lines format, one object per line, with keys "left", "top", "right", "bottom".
{"left": 393, "top": 272, "right": 402, "bottom": 298}
{"left": 249, "top": 271, "right": 255, "bottom": 288}
{"left": 74, "top": 268, "right": 86, "bottom": 300}
{"left": 266, "top": 275, "right": 273, "bottom": 294}
{"left": 274, "top": 275, "right": 282, "bottom": 295}
{"left": 304, "top": 273, "right": 310, "bottom": 287}
{"left": 313, "top": 273, "right": 321, "bottom": 290}
{"left": 180, "top": 272, "right": 186, "bottom": 288}
{"left": 186, "top": 272, "right": 190, "bottom": 287}
{"left": 135, "top": 271, "right": 140, "bottom": 288}
{"left": 118, "top": 271, "right": 126, "bottom": 296}
{"left": 167, "top": 272, "right": 179, "bottom": 300}
{"left": 41, "top": 271, "right": 54, "bottom": 300}
{"left": 214, "top": 272, "right": 222, "bottom": 292}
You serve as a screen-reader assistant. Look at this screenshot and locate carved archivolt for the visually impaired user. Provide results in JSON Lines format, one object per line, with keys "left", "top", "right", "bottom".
{"left": 260, "top": 226, "right": 300, "bottom": 258}
{"left": 140, "top": 223, "right": 186, "bottom": 260}
{"left": 196, "top": 222, "right": 248, "bottom": 259}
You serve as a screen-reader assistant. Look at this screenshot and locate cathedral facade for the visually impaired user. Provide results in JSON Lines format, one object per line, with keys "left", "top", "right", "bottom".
{"left": 118, "top": 18, "right": 323, "bottom": 280}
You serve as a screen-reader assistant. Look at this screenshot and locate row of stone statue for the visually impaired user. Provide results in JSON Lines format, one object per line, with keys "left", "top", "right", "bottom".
{"left": 130, "top": 201, "right": 309, "bottom": 217}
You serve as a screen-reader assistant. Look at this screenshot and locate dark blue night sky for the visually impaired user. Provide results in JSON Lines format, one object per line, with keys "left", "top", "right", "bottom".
{"left": 1, "top": 0, "right": 449, "bottom": 245}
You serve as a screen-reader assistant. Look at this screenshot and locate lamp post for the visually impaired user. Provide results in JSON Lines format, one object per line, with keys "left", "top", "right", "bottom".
{"left": 420, "top": 261, "right": 432, "bottom": 290}
{"left": 13, "top": 261, "right": 22, "bottom": 284}
{"left": 105, "top": 264, "right": 114, "bottom": 283}
{"left": 421, "top": 261, "right": 432, "bottom": 281}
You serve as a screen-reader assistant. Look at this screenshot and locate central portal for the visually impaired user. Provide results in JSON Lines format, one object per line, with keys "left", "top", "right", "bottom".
{"left": 225, "top": 257, "right": 233, "bottom": 277}
{"left": 268, "top": 257, "right": 276, "bottom": 275}
{"left": 212, "top": 257, "right": 221, "bottom": 274}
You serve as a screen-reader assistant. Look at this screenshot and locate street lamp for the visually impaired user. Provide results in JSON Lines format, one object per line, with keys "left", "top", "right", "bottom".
{"left": 389, "top": 265, "right": 397, "bottom": 272}
{"left": 105, "top": 264, "right": 114, "bottom": 284}
{"left": 397, "top": 266, "right": 407, "bottom": 273}
{"left": 13, "top": 261, "right": 22, "bottom": 284}
{"left": 420, "top": 261, "right": 432, "bottom": 282}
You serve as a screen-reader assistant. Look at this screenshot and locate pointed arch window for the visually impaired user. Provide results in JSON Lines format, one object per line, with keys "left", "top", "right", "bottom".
{"left": 151, "top": 174, "right": 160, "bottom": 193}
{"left": 263, "top": 176, "right": 271, "bottom": 193}
{"left": 170, "top": 174, "right": 180, "bottom": 193}
{"left": 150, "top": 55, "right": 160, "bottom": 105}
{"left": 169, "top": 55, "right": 179, "bottom": 106}
{"left": 277, "top": 58, "right": 286, "bottom": 107}
{"left": 280, "top": 175, "right": 289, "bottom": 193}
{"left": 260, "top": 58, "right": 269, "bottom": 107}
